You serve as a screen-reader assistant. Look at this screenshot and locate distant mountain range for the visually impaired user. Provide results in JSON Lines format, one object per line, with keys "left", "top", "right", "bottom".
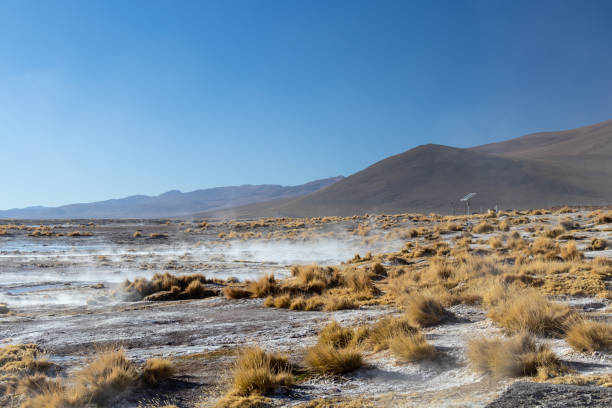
{"left": 5, "top": 118, "right": 612, "bottom": 219}
{"left": 203, "top": 118, "right": 612, "bottom": 217}
{"left": 0, "top": 177, "right": 344, "bottom": 219}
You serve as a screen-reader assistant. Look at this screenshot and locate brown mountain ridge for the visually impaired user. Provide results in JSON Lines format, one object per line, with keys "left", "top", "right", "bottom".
{"left": 205, "top": 118, "right": 612, "bottom": 217}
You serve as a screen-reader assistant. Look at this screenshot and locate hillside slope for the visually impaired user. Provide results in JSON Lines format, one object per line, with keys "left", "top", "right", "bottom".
{"left": 206, "top": 119, "right": 612, "bottom": 217}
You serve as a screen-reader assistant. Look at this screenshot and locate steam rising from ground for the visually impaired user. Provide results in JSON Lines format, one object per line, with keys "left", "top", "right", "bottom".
{"left": 0, "top": 233, "right": 404, "bottom": 309}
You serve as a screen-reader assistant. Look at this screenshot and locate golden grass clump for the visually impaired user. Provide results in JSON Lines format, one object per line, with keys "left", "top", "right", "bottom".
{"left": 142, "top": 358, "right": 174, "bottom": 385}
{"left": 304, "top": 345, "right": 362, "bottom": 375}
{"left": 403, "top": 293, "right": 450, "bottom": 327}
{"left": 223, "top": 286, "right": 252, "bottom": 299}
{"left": 304, "top": 321, "right": 364, "bottom": 374}
{"left": 289, "top": 264, "right": 340, "bottom": 293}
{"left": 565, "top": 319, "right": 612, "bottom": 353}
{"left": 122, "top": 272, "right": 214, "bottom": 301}
{"left": 560, "top": 241, "right": 583, "bottom": 261}
{"left": 322, "top": 295, "right": 357, "bottom": 311}
{"left": 366, "top": 316, "right": 417, "bottom": 351}
{"left": 133, "top": 231, "right": 142, "bottom": 238}
{"left": 247, "top": 274, "right": 279, "bottom": 298}
{"left": 67, "top": 230, "right": 93, "bottom": 237}
{"left": 229, "top": 347, "right": 293, "bottom": 397}
{"left": 468, "top": 332, "right": 564, "bottom": 378}
{"left": 389, "top": 332, "right": 435, "bottom": 362}
{"left": 473, "top": 221, "right": 495, "bottom": 234}
{"left": 486, "top": 287, "right": 575, "bottom": 337}
{"left": 489, "top": 236, "right": 503, "bottom": 249}
{"left": 71, "top": 349, "right": 139, "bottom": 404}
{"left": 0, "top": 344, "right": 52, "bottom": 374}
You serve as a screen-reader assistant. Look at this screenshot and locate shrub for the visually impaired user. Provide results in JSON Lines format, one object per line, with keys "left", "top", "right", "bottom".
{"left": 133, "top": 231, "right": 142, "bottom": 238}
{"left": 489, "top": 236, "right": 503, "bottom": 249}
{"left": 486, "top": 287, "right": 575, "bottom": 337}
{"left": 122, "top": 272, "right": 213, "bottom": 301}
{"left": 273, "top": 294, "right": 291, "bottom": 309}
{"left": 366, "top": 316, "right": 417, "bottom": 351}
{"left": 404, "top": 293, "right": 450, "bottom": 327}
{"left": 73, "top": 349, "right": 139, "bottom": 404}
{"left": 468, "top": 332, "right": 564, "bottom": 378}
{"left": 560, "top": 241, "right": 583, "bottom": 261}
{"left": 183, "top": 280, "right": 207, "bottom": 298}
{"left": 389, "top": 332, "right": 435, "bottom": 362}
{"left": 473, "top": 222, "right": 494, "bottom": 234}
{"left": 322, "top": 296, "right": 357, "bottom": 311}
{"left": 304, "top": 322, "right": 364, "bottom": 375}
{"left": 565, "top": 320, "right": 612, "bottom": 353}
{"left": 230, "top": 347, "right": 293, "bottom": 396}
{"left": 304, "top": 345, "right": 362, "bottom": 375}
{"left": 142, "top": 358, "right": 174, "bottom": 385}
{"left": 223, "top": 286, "right": 252, "bottom": 299}
{"left": 247, "top": 274, "right": 278, "bottom": 298}
{"left": 318, "top": 321, "right": 361, "bottom": 349}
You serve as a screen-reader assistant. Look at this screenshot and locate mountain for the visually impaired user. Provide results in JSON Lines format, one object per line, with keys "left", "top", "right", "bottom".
{"left": 204, "top": 119, "right": 612, "bottom": 217}
{"left": 0, "top": 177, "right": 344, "bottom": 219}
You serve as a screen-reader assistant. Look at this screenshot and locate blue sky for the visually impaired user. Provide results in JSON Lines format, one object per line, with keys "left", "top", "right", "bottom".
{"left": 1, "top": 0, "right": 612, "bottom": 209}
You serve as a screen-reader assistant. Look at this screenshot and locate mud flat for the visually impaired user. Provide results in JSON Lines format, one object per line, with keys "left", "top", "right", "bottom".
{"left": 1, "top": 210, "right": 611, "bottom": 407}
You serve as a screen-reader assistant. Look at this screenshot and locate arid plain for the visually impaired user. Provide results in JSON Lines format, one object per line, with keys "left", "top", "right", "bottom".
{"left": 1, "top": 208, "right": 611, "bottom": 407}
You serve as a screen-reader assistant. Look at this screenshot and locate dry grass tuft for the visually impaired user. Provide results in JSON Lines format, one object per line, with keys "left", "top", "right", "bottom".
{"left": 122, "top": 272, "right": 214, "bottom": 301}
{"left": 473, "top": 221, "right": 495, "bottom": 234}
{"left": 468, "top": 332, "right": 565, "bottom": 378}
{"left": 366, "top": 316, "right": 417, "bottom": 351}
{"left": 72, "top": 349, "right": 139, "bottom": 404}
{"left": 560, "top": 241, "right": 583, "bottom": 261}
{"left": 565, "top": 319, "right": 612, "bottom": 353}
{"left": 403, "top": 293, "right": 450, "bottom": 327}
{"left": 489, "top": 236, "right": 503, "bottom": 249}
{"left": 247, "top": 274, "right": 278, "bottom": 298}
{"left": 304, "top": 321, "right": 364, "bottom": 374}
{"left": 229, "top": 347, "right": 293, "bottom": 397}
{"left": 223, "top": 286, "right": 252, "bottom": 299}
{"left": 304, "top": 345, "right": 363, "bottom": 375}
{"left": 142, "top": 358, "right": 174, "bottom": 385}
{"left": 389, "top": 332, "right": 435, "bottom": 362}
{"left": 486, "top": 287, "right": 575, "bottom": 337}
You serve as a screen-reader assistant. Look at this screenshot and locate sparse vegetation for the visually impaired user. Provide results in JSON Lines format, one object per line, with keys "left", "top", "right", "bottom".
{"left": 468, "top": 332, "right": 565, "bottom": 378}
{"left": 486, "top": 287, "right": 575, "bottom": 337}
{"left": 565, "top": 319, "right": 612, "bottom": 353}
{"left": 225, "top": 347, "right": 293, "bottom": 397}
{"left": 389, "top": 332, "right": 435, "bottom": 362}
{"left": 304, "top": 321, "right": 363, "bottom": 374}
{"left": 122, "top": 272, "right": 217, "bottom": 301}
{"left": 142, "top": 358, "right": 174, "bottom": 385}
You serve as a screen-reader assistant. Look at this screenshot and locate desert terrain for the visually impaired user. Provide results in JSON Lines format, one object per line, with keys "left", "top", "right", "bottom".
{"left": 1, "top": 208, "right": 611, "bottom": 407}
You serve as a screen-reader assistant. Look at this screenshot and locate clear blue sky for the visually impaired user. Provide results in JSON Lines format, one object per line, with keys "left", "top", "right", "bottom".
{"left": 2, "top": 0, "right": 612, "bottom": 209}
